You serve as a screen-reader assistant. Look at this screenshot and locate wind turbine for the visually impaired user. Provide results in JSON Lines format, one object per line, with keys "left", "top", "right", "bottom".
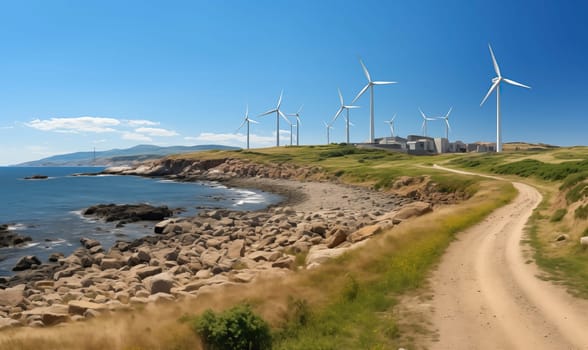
{"left": 259, "top": 90, "right": 289, "bottom": 147}
{"left": 287, "top": 105, "right": 303, "bottom": 146}
{"left": 352, "top": 58, "right": 396, "bottom": 143}
{"left": 236, "top": 104, "right": 258, "bottom": 150}
{"left": 332, "top": 88, "right": 360, "bottom": 144}
{"left": 384, "top": 114, "right": 397, "bottom": 138}
{"left": 324, "top": 122, "right": 333, "bottom": 145}
{"left": 419, "top": 108, "right": 436, "bottom": 137}
{"left": 481, "top": 44, "right": 531, "bottom": 152}
{"left": 440, "top": 107, "right": 452, "bottom": 139}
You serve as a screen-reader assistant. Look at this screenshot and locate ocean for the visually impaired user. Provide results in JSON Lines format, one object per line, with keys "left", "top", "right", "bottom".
{"left": 0, "top": 167, "right": 281, "bottom": 275}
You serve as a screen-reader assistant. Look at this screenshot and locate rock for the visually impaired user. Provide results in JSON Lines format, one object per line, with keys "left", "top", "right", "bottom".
{"left": 145, "top": 272, "right": 174, "bottom": 295}
{"left": 310, "top": 223, "right": 327, "bottom": 236}
{"left": 132, "top": 265, "right": 163, "bottom": 280}
{"left": 0, "top": 284, "right": 25, "bottom": 306}
{"left": 392, "top": 201, "right": 432, "bottom": 220}
{"left": 305, "top": 246, "right": 348, "bottom": 266}
{"left": 154, "top": 219, "right": 174, "bottom": 234}
{"left": 325, "top": 228, "right": 348, "bottom": 248}
{"left": 83, "top": 204, "right": 173, "bottom": 224}
{"left": 147, "top": 292, "right": 175, "bottom": 303}
{"left": 580, "top": 236, "right": 588, "bottom": 246}
{"left": 227, "top": 239, "right": 245, "bottom": 259}
{"left": 80, "top": 237, "right": 101, "bottom": 249}
{"left": 23, "top": 175, "right": 48, "bottom": 180}
{"left": 555, "top": 234, "right": 569, "bottom": 242}
{"left": 0, "top": 316, "right": 21, "bottom": 330}
{"left": 68, "top": 300, "right": 108, "bottom": 316}
{"left": 0, "top": 226, "right": 32, "bottom": 248}
{"left": 347, "top": 224, "right": 382, "bottom": 243}
{"left": 272, "top": 255, "right": 295, "bottom": 269}
{"left": 13, "top": 255, "right": 41, "bottom": 271}
{"left": 137, "top": 248, "right": 151, "bottom": 263}
{"left": 23, "top": 304, "right": 69, "bottom": 326}
{"left": 48, "top": 252, "right": 64, "bottom": 262}
{"left": 201, "top": 250, "right": 222, "bottom": 267}
{"left": 100, "top": 258, "right": 124, "bottom": 270}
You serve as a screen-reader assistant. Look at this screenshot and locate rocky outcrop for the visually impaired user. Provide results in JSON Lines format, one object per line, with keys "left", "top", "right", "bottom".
{"left": 0, "top": 225, "right": 32, "bottom": 248}
{"left": 23, "top": 175, "right": 48, "bottom": 180}
{"left": 83, "top": 204, "right": 174, "bottom": 224}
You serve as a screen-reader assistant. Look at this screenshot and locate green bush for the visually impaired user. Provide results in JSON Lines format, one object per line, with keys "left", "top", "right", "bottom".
{"left": 565, "top": 183, "right": 588, "bottom": 204}
{"left": 550, "top": 208, "right": 567, "bottom": 222}
{"left": 575, "top": 205, "right": 588, "bottom": 220}
{"left": 191, "top": 304, "right": 272, "bottom": 350}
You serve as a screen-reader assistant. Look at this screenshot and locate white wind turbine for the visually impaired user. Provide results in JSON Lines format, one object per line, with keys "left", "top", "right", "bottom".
{"left": 352, "top": 58, "right": 396, "bottom": 143}
{"left": 287, "top": 105, "right": 303, "bottom": 146}
{"left": 324, "top": 121, "right": 333, "bottom": 144}
{"left": 332, "top": 88, "right": 360, "bottom": 144}
{"left": 384, "top": 113, "right": 397, "bottom": 138}
{"left": 419, "top": 108, "right": 436, "bottom": 137}
{"left": 440, "top": 107, "right": 452, "bottom": 139}
{"left": 481, "top": 44, "right": 531, "bottom": 152}
{"left": 236, "top": 104, "right": 258, "bottom": 150}
{"left": 259, "top": 90, "right": 289, "bottom": 147}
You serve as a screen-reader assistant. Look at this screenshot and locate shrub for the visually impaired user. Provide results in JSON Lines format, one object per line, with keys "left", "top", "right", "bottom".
{"left": 550, "top": 208, "right": 567, "bottom": 222}
{"left": 575, "top": 205, "right": 588, "bottom": 220}
{"left": 191, "top": 304, "right": 271, "bottom": 350}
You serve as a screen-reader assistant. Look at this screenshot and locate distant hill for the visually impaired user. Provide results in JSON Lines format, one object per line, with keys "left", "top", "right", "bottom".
{"left": 15, "top": 144, "right": 240, "bottom": 166}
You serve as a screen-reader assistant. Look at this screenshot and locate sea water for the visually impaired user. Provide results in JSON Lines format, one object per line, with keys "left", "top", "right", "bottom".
{"left": 0, "top": 167, "right": 281, "bottom": 275}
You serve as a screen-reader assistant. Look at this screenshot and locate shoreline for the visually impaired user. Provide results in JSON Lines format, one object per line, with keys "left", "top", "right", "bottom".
{"left": 0, "top": 159, "right": 433, "bottom": 329}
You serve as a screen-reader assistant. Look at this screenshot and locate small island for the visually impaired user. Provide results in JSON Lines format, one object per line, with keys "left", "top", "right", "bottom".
{"left": 23, "top": 175, "right": 48, "bottom": 180}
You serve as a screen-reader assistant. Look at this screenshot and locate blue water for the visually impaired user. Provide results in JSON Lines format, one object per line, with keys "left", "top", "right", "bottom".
{"left": 0, "top": 167, "right": 280, "bottom": 275}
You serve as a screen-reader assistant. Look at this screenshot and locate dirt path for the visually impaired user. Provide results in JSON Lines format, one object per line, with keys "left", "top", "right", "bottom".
{"left": 428, "top": 165, "right": 588, "bottom": 349}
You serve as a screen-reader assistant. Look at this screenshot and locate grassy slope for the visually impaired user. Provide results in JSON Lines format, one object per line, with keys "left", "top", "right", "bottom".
{"left": 445, "top": 146, "right": 588, "bottom": 297}
{"left": 1, "top": 145, "right": 517, "bottom": 350}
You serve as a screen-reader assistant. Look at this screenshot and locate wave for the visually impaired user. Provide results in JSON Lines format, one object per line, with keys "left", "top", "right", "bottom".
{"left": 6, "top": 223, "right": 27, "bottom": 231}
{"left": 233, "top": 189, "right": 266, "bottom": 206}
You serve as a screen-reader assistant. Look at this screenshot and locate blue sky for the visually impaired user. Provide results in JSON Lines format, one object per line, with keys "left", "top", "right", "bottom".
{"left": 0, "top": 0, "right": 587, "bottom": 164}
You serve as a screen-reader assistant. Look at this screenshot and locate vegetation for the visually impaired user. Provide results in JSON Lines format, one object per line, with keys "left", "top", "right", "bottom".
{"left": 185, "top": 304, "right": 272, "bottom": 350}
{"left": 550, "top": 208, "right": 567, "bottom": 222}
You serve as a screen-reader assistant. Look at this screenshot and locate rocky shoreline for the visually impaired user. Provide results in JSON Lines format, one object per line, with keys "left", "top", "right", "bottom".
{"left": 0, "top": 157, "right": 438, "bottom": 329}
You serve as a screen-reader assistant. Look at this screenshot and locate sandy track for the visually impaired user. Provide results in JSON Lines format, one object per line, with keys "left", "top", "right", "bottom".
{"left": 429, "top": 166, "right": 588, "bottom": 349}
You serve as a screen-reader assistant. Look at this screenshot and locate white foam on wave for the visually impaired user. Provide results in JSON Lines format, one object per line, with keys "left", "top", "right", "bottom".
{"left": 233, "top": 189, "right": 266, "bottom": 206}
{"left": 6, "top": 223, "right": 26, "bottom": 231}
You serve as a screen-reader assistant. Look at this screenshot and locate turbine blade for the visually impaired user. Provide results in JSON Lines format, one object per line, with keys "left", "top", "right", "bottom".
{"left": 259, "top": 108, "right": 277, "bottom": 116}
{"left": 359, "top": 58, "right": 372, "bottom": 82}
{"left": 277, "top": 90, "right": 283, "bottom": 108}
{"left": 245, "top": 104, "right": 249, "bottom": 119}
{"left": 480, "top": 80, "right": 500, "bottom": 106}
{"left": 488, "top": 44, "right": 501, "bottom": 77}
{"left": 344, "top": 105, "right": 360, "bottom": 109}
{"left": 445, "top": 106, "right": 453, "bottom": 118}
{"left": 323, "top": 121, "right": 329, "bottom": 128}
{"left": 332, "top": 107, "right": 344, "bottom": 121}
{"left": 279, "top": 110, "right": 290, "bottom": 124}
{"left": 297, "top": 104, "right": 304, "bottom": 114}
{"left": 236, "top": 119, "right": 246, "bottom": 132}
{"left": 372, "top": 81, "right": 396, "bottom": 85}
{"left": 419, "top": 107, "right": 426, "bottom": 120}
{"left": 296, "top": 116, "right": 301, "bottom": 125}
{"left": 391, "top": 113, "right": 396, "bottom": 121}
{"left": 503, "top": 78, "right": 531, "bottom": 89}
{"left": 352, "top": 84, "right": 370, "bottom": 103}
{"left": 337, "top": 88, "right": 344, "bottom": 106}
{"left": 248, "top": 118, "right": 259, "bottom": 124}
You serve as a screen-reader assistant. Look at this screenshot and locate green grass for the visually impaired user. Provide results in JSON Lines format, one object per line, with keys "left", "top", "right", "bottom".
{"left": 550, "top": 208, "right": 567, "bottom": 222}
{"left": 271, "top": 182, "right": 516, "bottom": 349}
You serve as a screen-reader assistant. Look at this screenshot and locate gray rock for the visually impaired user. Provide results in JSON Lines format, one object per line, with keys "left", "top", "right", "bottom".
{"left": 145, "top": 272, "right": 175, "bottom": 295}
{"left": 13, "top": 255, "right": 41, "bottom": 271}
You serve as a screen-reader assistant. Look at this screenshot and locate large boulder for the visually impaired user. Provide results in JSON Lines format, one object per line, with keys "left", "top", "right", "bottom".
{"left": 144, "top": 272, "right": 174, "bottom": 295}
{"left": 0, "top": 284, "right": 25, "bottom": 306}
{"left": 12, "top": 255, "right": 41, "bottom": 271}
{"left": 68, "top": 300, "right": 108, "bottom": 316}
{"left": 325, "top": 227, "right": 348, "bottom": 248}
{"left": 347, "top": 224, "right": 382, "bottom": 243}
{"left": 23, "top": 304, "right": 69, "bottom": 326}
{"left": 0, "top": 225, "right": 32, "bottom": 248}
{"left": 392, "top": 201, "right": 432, "bottom": 221}
{"left": 227, "top": 239, "right": 245, "bottom": 259}
{"left": 132, "top": 265, "right": 163, "bottom": 280}
{"left": 581, "top": 236, "right": 588, "bottom": 246}
{"left": 83, "top": 204, "right": 173, "bottom": 224}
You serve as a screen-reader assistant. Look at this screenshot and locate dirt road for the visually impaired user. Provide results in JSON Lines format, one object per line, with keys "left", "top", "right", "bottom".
{"left": 429, "top": 166, "right": 588, "bottom": 349}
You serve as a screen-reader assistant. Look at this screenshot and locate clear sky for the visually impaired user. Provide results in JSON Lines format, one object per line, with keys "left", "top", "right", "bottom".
{"left": 1, "top": 0, "right": 587, "bottom": 165}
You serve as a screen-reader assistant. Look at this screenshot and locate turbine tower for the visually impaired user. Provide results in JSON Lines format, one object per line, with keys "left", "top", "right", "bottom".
{"left": 332, "top": 88, "right": 360, "bottom": 144}
{"left": 384, "top": 113, "right": 397, "bottom": 138}
{"left": 259, "top": 90, "right": 289, "bottom": 147}
{"left": 324, "top": 121, "right": 333, "bottom": 144}
{"left": 287, "top": 105, "right": 303, "bottom": 146}
{"left": 352, "top": 58, "right": 396, "bottom": 143}
{"left": 441, "top": 107, "right": 452, "bottom": 139}
{"left": 236, "top": 104, "right": 258, "bottom": 150}
{"left": 480, "top": 44, "right": 531, "bottom": 152}
{"left": 419, "top": 108, "right": 436, "bottom": 137}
